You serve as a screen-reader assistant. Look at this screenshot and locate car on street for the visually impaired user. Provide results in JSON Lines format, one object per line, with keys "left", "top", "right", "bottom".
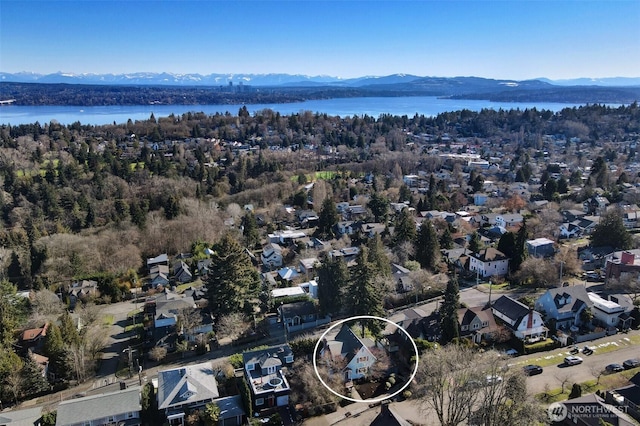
{"left": 564, "top": 355, "right": 583, "bottom": 366}
{"left": 623, "top": 358, "right": 640, "bottom": 370}
{"left": 523, "top": 364, "right": 543, "bottom": 376}
{"left": 605, "top": 363, "right": 624, "bottom": 373}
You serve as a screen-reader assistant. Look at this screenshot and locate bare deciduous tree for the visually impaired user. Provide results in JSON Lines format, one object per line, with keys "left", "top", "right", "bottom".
{"left": 148, "top": 346, "right": 167, "bottom": 363}
{"left": 215, "top": 312, "right": 249, "bottom": 341}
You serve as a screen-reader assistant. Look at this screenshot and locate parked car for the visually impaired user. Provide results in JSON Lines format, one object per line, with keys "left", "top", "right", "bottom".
{"left": 523, "top": 365, "right": 543, "bottom": 376}
{"left": 605, "top": 363, "right": 624, "bottom": 373}
{"left": 623, "top": 358, "right": 640, "bottom": 369}
{"left": 564, "top": 356, "right": 583, "bottom": 366}
{"left": 485, "top": 375, "right": 503, "bottom": 385}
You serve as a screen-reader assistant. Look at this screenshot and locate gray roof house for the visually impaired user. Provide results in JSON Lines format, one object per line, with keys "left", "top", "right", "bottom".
{"left": 0, "top": 406, "right": 43, "bottom": 426}
{"left": 535, "top": 285, "right": 594, "bottom": 331}
{"left": 55, "top": 386, "right": 141, "bottom": 426}
{"left": 157, "top": 362, "right": 220, "bottom": 422}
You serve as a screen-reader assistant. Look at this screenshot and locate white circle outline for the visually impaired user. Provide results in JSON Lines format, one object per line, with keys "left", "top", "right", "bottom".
{"left": 312, "top": 315, "right": 419, "bottom": 404}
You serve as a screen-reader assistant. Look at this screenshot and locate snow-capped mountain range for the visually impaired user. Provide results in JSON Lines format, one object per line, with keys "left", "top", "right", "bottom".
{"left": 3, "top": 71, "right": 638, "bottom": 87}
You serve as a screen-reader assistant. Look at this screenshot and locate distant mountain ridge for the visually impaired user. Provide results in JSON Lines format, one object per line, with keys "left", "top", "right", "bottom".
{"left": 2, "top": 72, "right": 640, "bottom": 105}
{"left": 3, "top": 71, "right": 637, "bottom": 88}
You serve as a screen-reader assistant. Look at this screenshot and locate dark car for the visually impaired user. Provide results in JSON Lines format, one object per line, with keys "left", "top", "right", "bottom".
{"left": 523, "top": 364, "right": 543, "bottom": 376}
{"left": 623, "top": 358, "right": 640, "bottom": 370}
{"left": 605, "top": 363, "right": 624, "bottom": 373}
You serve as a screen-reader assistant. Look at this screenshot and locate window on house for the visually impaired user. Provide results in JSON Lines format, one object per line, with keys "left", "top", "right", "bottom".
{"left": 246, "top": 363, "right": 254, "bottom": 371}
{"left": 357, "top": 356, "right": 368, "bottom": 363}
{"left": 285, "top": 355, "right": 293, "bottom": 363}
{"left": 256, "top": 398, "right": 264, "bottom": 406}
{"left": 472, "top": 323, "right": 480, "bottom": 330}
{"left": 108, "top": 417, "right": 115, "bottom": 423}
{"left": 461, "top": 325, "right": 469, "bottom": 331}
{"left": 356, "top": 367, "right": 368, "bottom": 374}
{"left": 482, "top": 321, "right": 489, "bottom": 327}
{"left": 127, "top": 412, "right": 135, "bottom": 419}
{"left": 267, "top": 366, "right": 276, "bottom": 374}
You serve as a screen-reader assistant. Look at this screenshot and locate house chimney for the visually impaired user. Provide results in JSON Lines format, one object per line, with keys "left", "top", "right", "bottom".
{"left": 526, "top": 309, "right": 533, "bottom": 330}
{"left": 621, "top": 251, "right": 635, "bottom": 265}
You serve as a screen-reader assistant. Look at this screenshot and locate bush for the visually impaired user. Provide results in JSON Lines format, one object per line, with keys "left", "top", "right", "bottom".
{"left": 402, "top": 390, "right": 412, "bottom": 399}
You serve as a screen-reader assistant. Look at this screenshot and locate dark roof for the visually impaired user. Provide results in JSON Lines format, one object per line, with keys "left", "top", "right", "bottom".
{"left": 472, "top": 248, "right": 508, "bottom": 262}
{"left": 279, "top": 300, "right": 318, "bottom": 318}
{"left": 370, "top": 403, "right": 411, "bottom": 426}
{"left": 492, "top": 295, "right": 530, "bottom": 322}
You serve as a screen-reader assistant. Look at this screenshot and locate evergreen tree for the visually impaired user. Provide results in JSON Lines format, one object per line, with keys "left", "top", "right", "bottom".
{"left": 368, "top": 192, "right": 389, "bottom": 223}
{"left": 513, "top": 220, "right": 529, "bottom": 271}
{"left": 164, "top": 195, "right": 181, "bottom": 220}
{"left": 0, "top": 280, "right": 27, "bottom": 346}
{"left": 414, "top": 220, "right": 440, "bottom": 271}
{"left": 7, "top": 251, "right": 27, "bottom": 289}
{"left": 317, "top": 256, "right": 349, "bottom": 316}
{"left": 591, "top": 209, "right": 632, "bottom": 249}
{"left": 497, "top": 232, "right": 517, "bottom": 267}
{"left": 21, "top": 356, "right": 50, "bottom": 395}
{"left": 366, "top": 234, "right": 391, "bottom": 277}
{"left": 205, "top": 234, "right": 261, "bottom": 320}
{"left": 43, "top": 323, "right": 68, "bottom": 381}
{"left": 440, "top": 277, "right": 460, "bottom": 343}
{"left": 316, "top": 198, "right": 338, "bottom": 239}
{"left": 439, "top": 226, "right": 454, "bottom": 250}
{"left": 242, "top": 211, "right": 260, "bottom": 249}
{"left": 345, "top": 247, "right": 385, "bottom": 336}
{"left": 468, "top": 232, "right": 482, "bottom": 254}
{"left": 393, "top": 208, "right": 417, "bottom": 247}
{"left": 58, "top": 311, "right": 80, "bottom": 347}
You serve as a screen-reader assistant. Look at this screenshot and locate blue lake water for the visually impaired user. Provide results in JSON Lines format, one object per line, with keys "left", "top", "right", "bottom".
{"left": 0, "top": 96, "right": 598, "bottom": 126}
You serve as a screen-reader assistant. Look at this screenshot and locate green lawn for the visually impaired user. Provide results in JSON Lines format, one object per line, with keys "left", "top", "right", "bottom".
{"left": 176, "top": 278, "right": 203, "bottom": 293}
{"left": 102, "top": 314, "right": 115, "bottom": 326}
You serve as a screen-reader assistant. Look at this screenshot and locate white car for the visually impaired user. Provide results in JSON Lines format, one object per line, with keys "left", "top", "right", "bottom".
{"left": 564, "top": 355, "right": 583, "bottom": 366}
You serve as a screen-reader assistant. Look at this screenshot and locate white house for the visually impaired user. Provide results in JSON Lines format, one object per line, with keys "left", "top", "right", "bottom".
{"left": 491, "top": 295, "right": 547, "bottom": 340}
{"left": 587, "top": 292, "right": 628, "bottom": 327}
{"left": 495, "top": 213, "right": 523, "bottom": 228}
{"left": 469, "top": 248, "right": 510, "bottom": 278}
{"left": 261, "top": 243, "right": 283, "bottom": 269}
{"left": 322, "top": 324, "right": 377, "bottom": 381}
{"left": 526, "top": 238, "right": 556, "bottom": 258}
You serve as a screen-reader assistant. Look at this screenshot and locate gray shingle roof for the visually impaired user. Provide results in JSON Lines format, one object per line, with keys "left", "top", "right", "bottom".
{"left": 157, "top": 362, "right": 220, "bottom": 410}
{"left": 55, "top": 386, "right": 141, "bottom": 426}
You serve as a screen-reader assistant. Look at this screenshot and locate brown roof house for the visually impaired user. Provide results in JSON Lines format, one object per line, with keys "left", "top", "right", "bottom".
{"left": 457, "top": 306, "right": 498, "bottom": 344}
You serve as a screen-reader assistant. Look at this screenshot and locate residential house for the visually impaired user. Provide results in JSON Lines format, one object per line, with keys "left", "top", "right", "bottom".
{"left": 277, "top": 267, "right": 299, "bottom": 282}
{"left": 328, "top": 247, "right": 360, "bottom": 266}
{"left": 458, "top": 305, "right": 498, "bottom": 344}
{"left": 173, "top": 261, "right": 192, "bottom": 284}
{"left": 157, "top": 362, "right": 220, "bottom": 425}
{"left": 271, "top": 286, "right": 306, "bottom": 299}
{"left": 261, "top": 243, "right": 283, "bottom": 269}
{"left": 147, "top": 253, "right": 169, "bottom": 270}
{"left": 322, "top": 324, "right": 377, "bottom": 381}
{"left": 385, "top": 308, "right": 440, "bottom": 361}
{"left": 495, "top": 213, "right": 523, "bottom": 228}
{"left": 557, "top": 392, "right": 636, "bottom": 426}
{"left": 535, "top": 285, "right": 594, "bottom": 331}
{"left": 361, "top": 222, "right": 387, "bottom": 238}
{"left": 526, "top": 238, "right": 556, "bottom": 258}
{"left": 335, "top": 221, "right": 357, "bottom": 236}
{"left": 152, "top": 292, "right": 196, "bottom": 329}
{"left": 468, "top": 248, "right": 510, "bottom": 278}
{"left": 242, "top": 344, "right": 294, "bottom": 412}
{"left": 215, "top": 395, "right": 246, "bottom": 426}
{"left": 267, "top": 230, "right": 306, "bottom": 246}
{"left": 559, "top": 215, "right": 599, "bottom": 239}
{"left": 583, "top": 196, "right": 610, "bottom": 215}
{"left": 20, "top": 323, "right": 48, "bottom": 353}
{"left": 604, "top": 372, "right": 640, "bottom": 423}
{"left": 392, "top": 263, "right": 414, "bottom": 293}
{"left": 622, "top": 207, "right": 640, "bottom": 229}
{"left": 67, "top": 280, "right": 99, "bottom": 306}
{"left": 298, "top": 257, "right": 318, "bottom": 276}
{"left": 297, "top": 210, "right": 319, "bottom": 228}
{"left": 346, "top": 205, "right": 367, "bottom": 220}
{"left": 604, "top": 250, "right": 640, "bottom": 281}
{"left": 149, "top": 264, "right": 170, "bottom": 288}
{"left": 0, "top": 407, "right": 43, "bottom": 426}
{"left": 29, "top": 350, "right": 49, "bottom": 379}
{"left": 55, "top": 386, "right": 141, "bottom": 426}
{"left": 473, "top": 193, "right": 488, "bottom": 206}
{"left": 491, "top": 295, "right": 547, "bottom": 341}
{"left": 278, "top": 300, "right": 330, "bottom": 333}
{"left": 298, "top": 279, "right": 319, "bottom": 299}
{"left": 587, "top": 292, "right": 630, "bottom": 328}
{"left": 371, "top": 403, "right": 412, "bottom": 426}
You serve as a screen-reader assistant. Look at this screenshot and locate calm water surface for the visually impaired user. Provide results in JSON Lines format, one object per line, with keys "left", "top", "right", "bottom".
{"left": 0, "top": 96, "right": 595, "bottom": 126}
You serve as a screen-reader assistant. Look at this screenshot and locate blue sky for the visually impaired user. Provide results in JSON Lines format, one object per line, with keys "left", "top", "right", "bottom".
{"left": 1, "top": 0, "right": 638, "bottom": 80}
